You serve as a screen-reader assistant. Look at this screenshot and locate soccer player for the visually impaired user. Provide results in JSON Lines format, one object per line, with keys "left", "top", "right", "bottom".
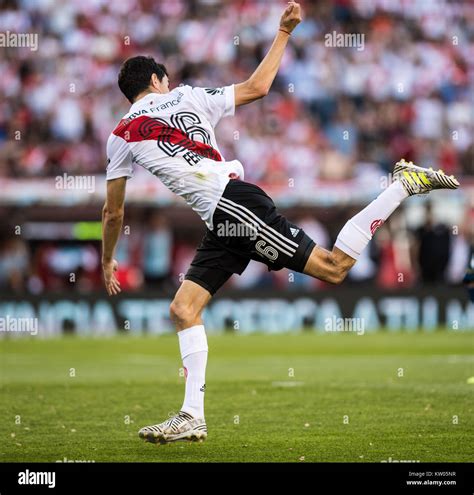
{"left": 101, "top": 2, "right": 459, "bottom": 444}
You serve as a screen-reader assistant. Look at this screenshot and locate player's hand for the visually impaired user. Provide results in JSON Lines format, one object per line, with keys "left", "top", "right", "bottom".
{"left": 279, "top": 2, "right": 302, "bottom": 34}
{"left": 102, "top": 259, "right": 121, "bottom": 296}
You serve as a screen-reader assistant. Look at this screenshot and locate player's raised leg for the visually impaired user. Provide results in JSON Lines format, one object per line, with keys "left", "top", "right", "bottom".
{"left": 303, "top": 160, "right": 459, "bottom": 284}
{"left": 138, "top": 280, "right": 211, "bottom": 444}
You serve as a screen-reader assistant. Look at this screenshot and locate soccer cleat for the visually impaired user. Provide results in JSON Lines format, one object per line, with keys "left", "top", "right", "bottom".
{"left": 393, "top": 159, "right": 459, "bottom": 196}
{"left": 138, "top": 411, "right": 207, "bottom": 444}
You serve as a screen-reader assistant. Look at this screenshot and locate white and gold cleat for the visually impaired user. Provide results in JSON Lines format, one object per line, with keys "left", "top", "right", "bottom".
{"left": 138, "top": 411, "right": 207, "bottom": 445}
{"left": 393, "top": 159, "right": 459, "bottom": 196}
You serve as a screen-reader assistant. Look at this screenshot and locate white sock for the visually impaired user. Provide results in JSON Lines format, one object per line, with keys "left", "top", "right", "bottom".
{"left": 178, "top": 325, "right": 208, "bottom": 419}
{"left": 335, "top": 181, "right": 408, "bottom": 260}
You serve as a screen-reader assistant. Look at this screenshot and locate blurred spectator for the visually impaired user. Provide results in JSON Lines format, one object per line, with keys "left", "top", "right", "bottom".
{"left": 377, "top": 222, "right": 414, "bottom": 289}
{"left": 413, "top": 203, "right": 451, "bottom": 284}
{"left": 347, "top": 243, "right": 379, "bottom": 284}
{"left": 446, "top": 210, "right": 472, "bottom": 284}
{"left": 142, "top": 213, "right": 173, "bottom": 289}
{"left": 0, "top": 238, "right": 29, "bottom": 292}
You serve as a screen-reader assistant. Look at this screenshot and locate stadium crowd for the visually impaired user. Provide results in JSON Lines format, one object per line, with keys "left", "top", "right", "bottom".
{"left": 0, "top": 0, "right": 472, "bottom": 293}
{"left": 0, "top": 0, "right": 472, "bottom": 182}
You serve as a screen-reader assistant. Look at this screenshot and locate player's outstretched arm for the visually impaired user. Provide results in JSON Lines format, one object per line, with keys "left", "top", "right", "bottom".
{"left": 101, "top": 177, "right": 126, "bottom": 296}
{"left": 234, "top": 1, "right": 302, "bottom": 107}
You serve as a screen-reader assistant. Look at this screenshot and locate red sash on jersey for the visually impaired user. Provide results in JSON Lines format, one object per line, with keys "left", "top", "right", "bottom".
{"left": 113, "top": 115, "right": 222, "bottom": 162}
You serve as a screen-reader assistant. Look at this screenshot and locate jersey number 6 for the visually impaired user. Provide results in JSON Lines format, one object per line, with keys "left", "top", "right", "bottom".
{"left": 255, "top": 240, "right": 279, "bottom": 262}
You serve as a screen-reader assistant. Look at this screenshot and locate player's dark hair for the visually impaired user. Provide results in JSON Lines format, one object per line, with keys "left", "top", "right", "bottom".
{"left": 118, "top": 56, "right": 168, "bottom": 103}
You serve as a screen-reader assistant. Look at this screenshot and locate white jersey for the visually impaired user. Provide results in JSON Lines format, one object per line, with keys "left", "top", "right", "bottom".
{"left": 106, "top": 84, "right": 244, "bottom": 229}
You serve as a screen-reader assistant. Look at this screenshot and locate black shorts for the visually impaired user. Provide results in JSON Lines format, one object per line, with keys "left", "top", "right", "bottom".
{"left": 185, "top": 180, "right": 316, "bottom": 295}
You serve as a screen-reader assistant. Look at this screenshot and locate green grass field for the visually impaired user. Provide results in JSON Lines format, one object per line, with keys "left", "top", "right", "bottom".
{"left": 0, "top": 332, "right": 473, "bottom": 463}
